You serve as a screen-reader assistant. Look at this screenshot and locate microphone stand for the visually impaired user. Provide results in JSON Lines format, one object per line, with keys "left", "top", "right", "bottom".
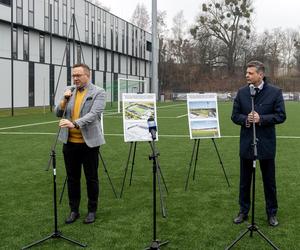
{"left": 226, "top": 90, "right": 279, "bottom": 250}
{"left": 145, "top": 131, "right": 169, "bottom": 250}
{"left": 22, "top": 93, "right": 87, "bottom": 249}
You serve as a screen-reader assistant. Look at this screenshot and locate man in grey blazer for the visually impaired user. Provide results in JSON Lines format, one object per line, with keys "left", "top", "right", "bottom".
{"left": 56, "top": 63, "right": 105, "bottom": 224}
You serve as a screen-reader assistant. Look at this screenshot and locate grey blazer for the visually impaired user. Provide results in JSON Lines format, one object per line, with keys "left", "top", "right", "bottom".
{"left": 55, "top": 83, "right": 106, "bottom": 148}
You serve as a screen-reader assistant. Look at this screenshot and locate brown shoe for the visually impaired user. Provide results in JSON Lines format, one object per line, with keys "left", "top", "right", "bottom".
{"left": 268, "top": 215, "right": 279, "bottom": 227}
{"left": 233, "top": 213, "right": 248, "bottom": 224}
{"left": 83, "top": 212, "right": 96, "bottom": 224}
{"left": 65, "top": 212, "right": 80, "bottom": 224}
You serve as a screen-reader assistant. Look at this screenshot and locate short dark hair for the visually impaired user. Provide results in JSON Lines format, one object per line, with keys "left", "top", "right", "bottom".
{"left": 72, "top": 63, "right": 90, "bottom": 76}
{"left": 246, "top": 60, "right": 265, "bottom": 74}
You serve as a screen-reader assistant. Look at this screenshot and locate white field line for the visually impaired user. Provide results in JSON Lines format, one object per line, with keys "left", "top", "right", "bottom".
{"left": 176, "top": 114, "right": 188, "bottom": 118}
{"left": 157, "top": 103, "right": 186, "bottom": 109}
{"left": 0, "top": 131, "right": 299, "bottom": 139}
{"left": 0, "top": 120, "right": 58, "bottom": 130}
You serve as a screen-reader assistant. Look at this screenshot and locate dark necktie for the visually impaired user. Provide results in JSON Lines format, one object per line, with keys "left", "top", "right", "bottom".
{"left": 255, "top": 87, "right": 260, "bottom": 95}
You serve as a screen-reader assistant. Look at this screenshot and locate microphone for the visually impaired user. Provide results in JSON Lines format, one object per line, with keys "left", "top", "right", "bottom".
{"left": 65, "top": 86, "right": 75, "bottom": 100}
{"left": 249, "top": 84, "right": 256, "bottom": 97}
{"left": 147, "top": 117, "right": 157, "bottom": 140}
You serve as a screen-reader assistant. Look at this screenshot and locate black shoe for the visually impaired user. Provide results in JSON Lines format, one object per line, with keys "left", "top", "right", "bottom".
{"left": 233, "top": 213, "right": 248, "bottom": 224}
{"left": 268, "top": 215, "right": 279, "bottom": 227}
{"left": 83, "top": 212, "right": 96, "bottom": 224}
{"left": 65, "top": 211, "right": 80, "bottom": 224}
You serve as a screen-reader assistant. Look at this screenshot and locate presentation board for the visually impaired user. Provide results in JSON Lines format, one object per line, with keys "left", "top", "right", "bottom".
{"left": 122, "top": 93, "right": 158, "bottom": 142}
{"left": 187, "top": 93, "right": 221, "bottom": 139}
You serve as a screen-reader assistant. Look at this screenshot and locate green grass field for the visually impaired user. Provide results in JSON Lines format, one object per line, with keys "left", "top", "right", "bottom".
{"left": 0, "top": 101, "right": 299, "bottom": 250}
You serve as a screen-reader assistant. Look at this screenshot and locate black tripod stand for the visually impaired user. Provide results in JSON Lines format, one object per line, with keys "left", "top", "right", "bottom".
{"left": 22, "top": 95, "right": 86, "bottom": 249}
{"left": 145, "top": 135, "right": 169, "bottom": 249}
{"left": 119, "top": 141, "right": 168, "bottom": 201}
{"left": 185, "top": 138, "right": 230, "bottom": 190}
{"left": 226, "top": 87, "right": 279, "bottom": 250}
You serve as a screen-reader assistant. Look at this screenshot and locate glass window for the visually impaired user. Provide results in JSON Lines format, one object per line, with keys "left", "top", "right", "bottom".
{"left": 96, "top": 49, "right": 99, "bottom": 70}
{"left": 13, "top": 28, "right": 18, "bottom": 59}
{"left": 0, "top": 0, "right": 11, "bottom": 6}
{"left": 23, "top": 30, "right": 29, "bottom": 61}
{"left": 39, "top": 34, "right": 45, "bottom": 63}
{"left": 28, "top": 0, "right": 34, "bottom": 27}
{"left": 54, "top": 0, "right": 59, "bottom": 34}
{"left": 16, "top": 0, "right": 23, "bottom": 24}
{"left": 77, "top": 44, "right": 81, "bottom": 63}
{"left": 85, "top": 1, "right": 89, "bottom": 42}
{"left": 62, "top": 1, "right": 67, "bottom": 36}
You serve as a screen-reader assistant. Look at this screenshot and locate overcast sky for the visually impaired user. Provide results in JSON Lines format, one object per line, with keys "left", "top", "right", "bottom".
{"left": 99, "top": 0, "right": 300, "bottom": 33}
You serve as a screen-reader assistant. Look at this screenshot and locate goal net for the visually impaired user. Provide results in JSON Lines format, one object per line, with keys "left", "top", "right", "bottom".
{"left": 118, "top": 78, "right": 147, "bottom": 113}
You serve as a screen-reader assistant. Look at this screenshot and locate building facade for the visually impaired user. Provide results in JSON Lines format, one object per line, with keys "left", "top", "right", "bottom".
{"left": 0, "top": 0, "right": 152, "bottom": 108}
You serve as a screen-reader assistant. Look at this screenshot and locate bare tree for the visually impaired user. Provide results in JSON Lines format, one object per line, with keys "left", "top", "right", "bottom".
{"left": 130, "top": 3, "right": 150, "bottom": 31}
{"left": 171, "top": 10, "right": 187, "bottom": 40}
{"left": 193, "top": 0, "right": 253, "bottom": 74}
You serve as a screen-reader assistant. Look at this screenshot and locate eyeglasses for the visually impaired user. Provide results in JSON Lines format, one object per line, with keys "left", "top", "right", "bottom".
{"left": 72, "top": 74, "right": 85, "bottom": 78}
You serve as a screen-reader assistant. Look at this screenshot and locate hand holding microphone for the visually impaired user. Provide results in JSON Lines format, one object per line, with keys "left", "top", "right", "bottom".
{"left": 64, "top": 86, "right": 75, "bottom": 100}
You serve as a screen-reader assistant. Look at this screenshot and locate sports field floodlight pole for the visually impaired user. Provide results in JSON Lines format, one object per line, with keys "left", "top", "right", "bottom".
{"left": 226, "top": 86, "right": 279, "bottom": 250}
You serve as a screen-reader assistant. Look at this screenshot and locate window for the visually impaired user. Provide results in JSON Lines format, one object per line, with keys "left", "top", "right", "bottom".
{"left": 85, "top": 1, "right": 89, "bottom": 42}
{"left": 146, "top": 41, "right": 152, "bottom": 52}
{"left": 115, "top": 18, "right": 118, "bottom": 51}
{"left": 77, "top": 44, "right": 81, "bottom": 63}
{"left": 16, "top": 0, "right": 23, "bottom": 24}
{"left": 91, "top": 3, "right": 95, "bottom": 44}
{"left": 66, "top": 42, "right": 70, "bottom": 66}
{"left": 13, "top": 28, "right": 18, "bottom": 59}
{"left": 96, "top": 48, "right": 99, "bottom": 70}
{"left": 131, "top": 28, "right": 134, "bottom": 56}
{"left": 97, "top": 8, "right": 101, "bottom": 46}
{"left": 28, "top": 0, "right": 34, "bottom": 27}
{"left": 102, "top": 11, "right": 106, "bottom": 47}
{"left": 122, "top": 22, "right": 125, "bottom": 53}
{"left": 62, "top": 0, "right": 67, "bottom": 36}
{"left": 54, "top": 0, "right": 59, "bottom": 34}
{"left": 23, "top": 30, "right": 29, "bottom": 61}
{"left": 70, "top": 0, "right": 75, "bottom": 37}
{"left": 0, "top": 0, "right": 11, "bottom": 6}
{"left": 110, "top": 15, "right": 114, "bottom": 50}
{"left": 44, "top": 0, "right": 49, "bottom": 31}
{"left": 104, "top": 50, "right": 107, "bottom": 72}
{"left": 39, "top": 34, "right": 45, "bottom": 63}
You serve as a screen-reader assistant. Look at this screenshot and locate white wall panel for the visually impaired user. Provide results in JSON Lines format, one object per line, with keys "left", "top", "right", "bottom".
{"left": 35, "top": 63, "right": 49, "bottom": 106}
{"left": 14, "top": 61, "right": 28, "bottom": 107}
{"left": 0, "top": 59, "right": 11, "bottom": 108}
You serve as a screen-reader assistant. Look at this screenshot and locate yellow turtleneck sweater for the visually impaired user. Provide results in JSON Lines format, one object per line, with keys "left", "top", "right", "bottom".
{"left": 68, "top": 88, "right": 88, "bottom": 143}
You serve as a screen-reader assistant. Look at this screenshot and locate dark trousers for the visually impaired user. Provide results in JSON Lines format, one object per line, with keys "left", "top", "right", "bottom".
{"left": 239, "top": 158, "right": 278, "bottom": 217}
{"left": 63, "top": 142, "right": 100, "bottom": 213}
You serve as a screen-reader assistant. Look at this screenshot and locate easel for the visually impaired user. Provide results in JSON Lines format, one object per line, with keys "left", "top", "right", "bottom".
{"left": 119, "top": 141, "right": 168, "bottom": 202}
{"left": 185, "top": 138, "right": 230, "bottom": 190}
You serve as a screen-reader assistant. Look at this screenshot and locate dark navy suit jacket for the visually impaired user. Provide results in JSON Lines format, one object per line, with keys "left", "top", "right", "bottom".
{"left": 231, "top": 81, "right": 286, "bottom": 159}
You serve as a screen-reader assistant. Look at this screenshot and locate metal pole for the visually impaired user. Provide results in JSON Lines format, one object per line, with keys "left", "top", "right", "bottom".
{"left": 73, "top": 14, "right": 75, "bottom": 65}
{"left": 49, "top": 3, "right": 53, "bottom": 112}
{"left": 151, "top": 0, "right": 158, "bottom": 99}
{"left": 10, "top": 0, "right": 14, "bottom": 116}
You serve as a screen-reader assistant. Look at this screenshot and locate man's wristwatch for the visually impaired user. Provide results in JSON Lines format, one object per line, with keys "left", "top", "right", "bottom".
{"left": 72, "top": 121, "right": 79, "bottom": 129}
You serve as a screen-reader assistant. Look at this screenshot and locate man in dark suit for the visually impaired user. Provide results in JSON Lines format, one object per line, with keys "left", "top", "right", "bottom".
{"left": 55, "top": 63, "right": 106, "bottom": 224}
{"left": 231, "top": 61, "right": 286, "bottom": 227}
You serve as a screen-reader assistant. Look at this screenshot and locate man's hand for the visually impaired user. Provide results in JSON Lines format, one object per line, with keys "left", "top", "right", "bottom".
{"left": 64, "top": 89, "right": 73, "bottom": 100}
{"left": 247, "top": 111, "right": 260, "bottom": 123}
{"left": 59, "top": 119, "right": 75, "bottom": 128}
